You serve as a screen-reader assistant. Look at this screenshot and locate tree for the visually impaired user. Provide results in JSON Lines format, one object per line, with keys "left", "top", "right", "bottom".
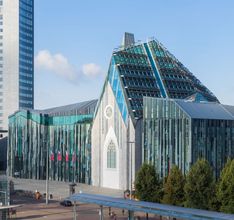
{"left": 162, "top": 165, "right": 185, "bottom": 206}
{"left": 209, "top": 184, "right": 221, "bottom": 212}
{"left": 135, "top": 163, "right": 162, "bottom": 202}
{"left": 184, "top": 159, "right": 215, "bottom": 210}
{"left": 217, "top": 158, "right": 234, "bottom": 214}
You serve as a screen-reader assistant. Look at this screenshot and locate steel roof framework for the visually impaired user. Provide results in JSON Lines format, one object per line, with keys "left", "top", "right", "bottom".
{"left": 69, "top": 193, "right": 234, "bottom": 220}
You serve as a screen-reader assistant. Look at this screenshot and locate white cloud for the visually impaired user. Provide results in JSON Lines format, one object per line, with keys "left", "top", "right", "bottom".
{"left": 35, "top": 50, "right": 103, "bottom": 82}
{"left": 82, "top": 63, "right": 103, "bottom": 77}
{"left": 35, "top": 50, "right": 76, "bottom": 81}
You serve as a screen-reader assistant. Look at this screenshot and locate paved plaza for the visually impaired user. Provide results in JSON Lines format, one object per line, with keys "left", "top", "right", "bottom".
{"left": 8, "top": 178, "right": 160, "bottom": 219}
{"left": 10, "top": 177, "right": 123, "bottom": 200}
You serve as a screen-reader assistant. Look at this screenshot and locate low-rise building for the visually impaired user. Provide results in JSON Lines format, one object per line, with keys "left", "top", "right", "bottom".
{"left": 8, "top": 100, "right": 97, "bottom": 184}
{"left": 143, "top": 97, "right": 234, "bottom": 178}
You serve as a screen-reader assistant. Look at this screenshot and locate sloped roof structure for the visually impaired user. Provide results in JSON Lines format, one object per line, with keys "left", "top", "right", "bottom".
{"left": 41, "top": 99, "right": 97, "bottom": 116}
{"left": 175, "top": 100, "right": 234, "bottom": 120}
{"left": 14, "top": 99, "right": 98, "bottom": 117}
{"left": 223, "top": 105, "right": 234, "bottom": 117}
{"left": 103, "top": 33, "right": 219, "bottom": 123}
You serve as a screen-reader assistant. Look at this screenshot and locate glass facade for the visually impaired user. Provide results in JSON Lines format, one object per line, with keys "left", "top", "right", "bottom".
{"left": 19, "top": 0, "right": 34, "bottom": 109}
{"left": 143, "top": 97, "right": 234, "bottom": 178}
{"left": 8, "top": 100, "right": 97, "bottom": 184}
{"left": 112, "top": 44, "right": 161, "bottom": 120}
{"left": 108, "top": 57, "right": 129, "bottom": 123}
{"left": 104, "top": 37, "right": 218, "bottom": 125}
{"left": 147, "top": 40, "right": 218, "bottom": 102}
{"left": 0, "top": 179, "right": 8, "bottom": 205}
{"left": 0, "top": 176, "right": 9, "bottom": 220}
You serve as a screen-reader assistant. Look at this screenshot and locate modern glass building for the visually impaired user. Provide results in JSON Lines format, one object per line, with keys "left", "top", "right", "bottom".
{"left": 143, "top": 97, "right": 234, "bottom": 178}
{"left": 91, "top": 33, "right": 219, "bottom": 190}
{"left": 1, "top": 0, "right": 34, "bottom": 131}
{"left": 8, "top": 33, "right": 233, "bottom": 190}
{"left": 8, "top": 100, "right": 97, "bottom": 184}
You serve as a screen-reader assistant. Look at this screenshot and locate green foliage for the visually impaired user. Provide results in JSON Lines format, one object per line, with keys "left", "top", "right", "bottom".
{"left": 135, "top": 163, "right": 162, "bottom": 202}
{"left": 184, "top": 159, "right": 215, "bottom": 210}
{"left": 162, "top": 165, "right": 185, "bottom": 206}
{"left": 208, "top": 185, "right": 221, "bottom": 212}
{"left": 217, "top": 159, "right": 234, "bottom": 214}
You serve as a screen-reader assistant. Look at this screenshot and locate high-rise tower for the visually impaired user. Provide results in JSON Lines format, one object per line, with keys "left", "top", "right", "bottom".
{"left": 1, "top": 0, "right": 34, "bottom": 131}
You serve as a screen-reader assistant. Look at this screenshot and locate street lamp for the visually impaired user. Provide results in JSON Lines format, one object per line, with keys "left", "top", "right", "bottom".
{"left": 0, "top": 190, "right": 7, "bottom": 205}
{"left": 46, "top": 144, "right": 49, "bottom": 205}
{"left": 43, "top": 139, "right": 49, "bottom": 205}
{"left": 127, "top": 141, "right": 135, "bottom": 200}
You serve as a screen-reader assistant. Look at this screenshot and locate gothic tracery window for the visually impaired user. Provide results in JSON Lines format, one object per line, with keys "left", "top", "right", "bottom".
{"left": 107, "top": 141, "right": 116, "bottom": 168}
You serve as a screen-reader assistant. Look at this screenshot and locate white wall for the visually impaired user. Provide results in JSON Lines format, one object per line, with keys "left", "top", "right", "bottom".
{"left": 91, "top": 82, "right": 129, "bottom": 190}
{"left": 2, "top": 0, "right": 19, "bottom": 130}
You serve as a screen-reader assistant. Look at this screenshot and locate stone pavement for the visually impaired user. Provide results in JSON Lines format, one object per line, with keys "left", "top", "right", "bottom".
{"left": 9, "top": 177, "right": 123, "bottom": 200}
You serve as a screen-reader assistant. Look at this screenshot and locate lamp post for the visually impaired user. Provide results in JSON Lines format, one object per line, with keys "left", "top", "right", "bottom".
{"left": 127, "top": 115, "right": 136, "bottom": 200}
{"left": 0, "top": 191, "right": 7, "bottom": 205}
{"left": 127, "top": 141, "right": 135, "bottom": 200}
{"left": 43, "top": 138, "right": 49, "bottom": 205}
{"left": 46, "top": 144, "right": 49, "bottom": 205}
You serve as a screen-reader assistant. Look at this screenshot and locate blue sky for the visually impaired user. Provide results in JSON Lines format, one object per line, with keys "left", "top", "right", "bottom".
{"left": 34, "top": 0, "right": 234, "bottom": 109}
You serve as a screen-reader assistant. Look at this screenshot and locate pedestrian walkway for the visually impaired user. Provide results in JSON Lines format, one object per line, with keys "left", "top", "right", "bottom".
{"left": 9, "top": 177, "right": 123, "bottom": 200}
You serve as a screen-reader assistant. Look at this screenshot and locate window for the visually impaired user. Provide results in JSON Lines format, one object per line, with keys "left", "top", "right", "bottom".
{"left": 107, "top": 141, "right": 116, "bottom": 168}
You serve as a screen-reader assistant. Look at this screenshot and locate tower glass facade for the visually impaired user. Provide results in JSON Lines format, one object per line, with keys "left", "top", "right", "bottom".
{"left": 19, "top": 0, "right": 34, "bottom": 109}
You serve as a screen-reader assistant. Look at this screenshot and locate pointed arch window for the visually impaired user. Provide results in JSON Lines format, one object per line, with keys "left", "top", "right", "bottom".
{"left": 107, "top": 141, "right": 116, "bottom": 168}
